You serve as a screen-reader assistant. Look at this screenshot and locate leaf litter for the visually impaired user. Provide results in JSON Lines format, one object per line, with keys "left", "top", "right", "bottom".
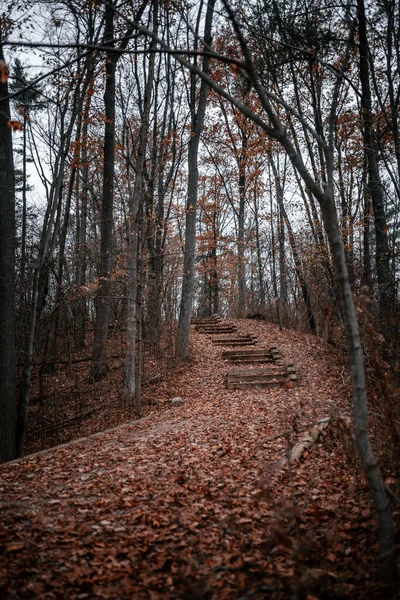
{"left": 1, "top": 320, "right": 399, "bottom": 599}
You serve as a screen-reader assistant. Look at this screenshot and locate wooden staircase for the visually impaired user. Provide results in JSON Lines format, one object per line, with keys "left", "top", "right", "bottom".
{"left": 193, "top": 316, "right": 299, "bottom": 390}
{"left": 226, "top": 362, "right": 298, "bottom": 390}
{"left": 211, "top": 334, "right": 258, "bottom": 347}
{"left": 222, "top": 346, "right": 282, "bottom": 365}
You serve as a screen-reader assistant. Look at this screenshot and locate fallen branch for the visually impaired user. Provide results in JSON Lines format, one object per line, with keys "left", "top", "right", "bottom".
{"left": 281, "top": 417, "right": 331, "bottom": 466}
{"left": 264, "top": 416, "right": 331, "bottom": 443}
{"left": 34, "top": 354, "right": 123, "bottom": 367}
{"left": 143, "top": 374, "right": 164, "bottom": 386}
{"left": 41, "top": 407, "right": 102, "bottom": 435}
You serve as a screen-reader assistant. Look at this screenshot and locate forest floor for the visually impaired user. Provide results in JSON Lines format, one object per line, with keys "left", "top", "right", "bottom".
{"left": 1, "top": 319, "right": 399, "bottom": 599}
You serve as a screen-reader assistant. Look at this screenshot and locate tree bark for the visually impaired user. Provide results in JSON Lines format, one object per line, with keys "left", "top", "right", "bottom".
{"left": 176, "top": 0, "right": 215, "bottom": 361}
{"left": 237, "top": 134, "right": 247, "bottom": 316}
{"left": 270, "top": 157, "right": 316, "bottom": 333}
{"left": 75, "top": 89, "right": 91, "bottom": 349}
{"left": 0, "top": 45, "right": 17, "bottom": 463}
{"left": 90, "top": 2, "right": 117, "bottom": 382}
{"left": 357, "top": 0, "right": 392, "bottom": 311}
{"left": 125, "top": 0, "right": 158, "bottom": 409}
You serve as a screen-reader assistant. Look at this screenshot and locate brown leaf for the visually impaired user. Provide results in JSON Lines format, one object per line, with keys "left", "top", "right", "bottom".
{"left": 0, "top": 59, "right": 9, "bottom": 83}
{"left": 8, "top": 119, "right": 23, "bottom": 131}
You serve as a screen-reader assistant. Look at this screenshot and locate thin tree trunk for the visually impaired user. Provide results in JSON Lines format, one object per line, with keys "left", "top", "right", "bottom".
{"left": 125, "top": 0, "right": 158, "bottom": 406}
{"left": 75, "top": 89, "right": 91, "bottom": 349}
{"left": 271, "top": 158, "right": 316, "bottom": 333}
{"left": 90, "top": 2, "right": 117, "bottom": 382}
{"left": 17, "top": 44, "right": 95, "bottom": 454}
{"left": 211, "top": 210, "right": 219, "bottom": 314}
{"left": 0, "top": 45, "right": 17, "bottom": 463}
{"left": 237, "top": 135, "right": 247, "bottom": 316}
{"left": 269, "top": 186, "right": 282, "bottom": 330}
{"left": 90, "top": 0, "right": 141, "bottom": 382}
{"left": 357, "top": 0, "right": 392, "bottom": 311}
{"left": 253, "top": 188, "right": 265, "bottom": 307}
{"left": 176, "top": 0, "right": 215, "bottom": 361}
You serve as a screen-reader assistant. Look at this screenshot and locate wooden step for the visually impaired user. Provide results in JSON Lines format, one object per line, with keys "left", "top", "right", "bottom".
{"left": 222, "top": 348, "right": 270, "bottom": 358}
{"left": 227, "top": 367, "right": 286, "bottom": 380}
{"left": 227, "top": 355, "right": 274, "bottom": 364}
{"left": 212, "top": 336, "right": 257, "bottom": 346}
{"left": 227, "top": 381, "right": 283, "bottom": 390}
{"left": 196, "top": 325, "right": 237, "bottom": 333}
{"left": 225, "top": 362, "right": 298, "bottom": 390}
{"left": 191, "top": 315, "right": 221, "bottom": 325}
{"left": 222, "top": 346, "right": 282, "bottom": 364}
{"left": 286, "top": 362, "right": 299, "bottom": 386}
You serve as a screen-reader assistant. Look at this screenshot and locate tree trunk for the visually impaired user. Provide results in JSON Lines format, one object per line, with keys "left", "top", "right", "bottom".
{"left": 318, "top": 192, "right": 396, "bottom": 578}
{"left": 176, "top": 0, "right": 215, "bottom": 361}
{"left": 237, "top": 135, "right": 247, "bottom": 316}
{"left": 271, "top": 157, "right": 316, "bottom": 334}
{"left": 75, "top": 90, "right": 91, "bottom": 349}
{"left": 253, "top": 188, "right": 265, "bottom": 307}
{"left": 125, "top": 0, "right": 158, "bottom": 408}
{"left": 357, "top": 0, "right": 392, "bottom": 311}
{"left": 90, "top": 2, "right": 117, "bottom": 382}
{"left": 0, "top": 45, "right": 17, "bottom": 463}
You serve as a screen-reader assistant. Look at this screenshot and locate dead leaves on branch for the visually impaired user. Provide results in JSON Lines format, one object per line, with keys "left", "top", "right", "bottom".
{"left": 0, "top": 59, "right": 9, "bottom": 83}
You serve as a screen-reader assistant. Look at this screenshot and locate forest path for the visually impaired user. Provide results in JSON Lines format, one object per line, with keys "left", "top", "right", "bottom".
{"left": 0, "top": 320, "right": 389, "bottom": 599}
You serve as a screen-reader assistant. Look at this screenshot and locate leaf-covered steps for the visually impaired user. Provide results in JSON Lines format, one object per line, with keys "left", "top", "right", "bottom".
{"left": 195, "top": 323, "right": 238, "bottom": 334}
{"left": 191, "top": 315, "right": 220, "bottom": 325}
{"left": 192, "top": 316, "right": 260, "bottom": 345}
{"left": 192, "top": 315, "right": 238, "bottom": 335}
{"left": 192, "top": 316, "right": 298, "bottom": 390}
{"left": 222, "top": 346, "right": 282, "bottom": 365}
{"left": 226, "top": 362, "right": 298, "bottom": 390}
{"left": 211, "top": 334, "right": 259, "bottom": 346}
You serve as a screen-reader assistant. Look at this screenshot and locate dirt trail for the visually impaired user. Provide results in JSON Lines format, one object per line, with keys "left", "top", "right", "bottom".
{"left": 0, "top": 320, "right": 396, "bottom": 599}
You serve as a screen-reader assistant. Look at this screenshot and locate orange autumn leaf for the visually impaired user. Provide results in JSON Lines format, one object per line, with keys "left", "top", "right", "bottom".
{"left": 0, "top": 59, "right": 9, "bottom": 83}
{"left": 8, "top": 119, "right": 23, "bottom": 131}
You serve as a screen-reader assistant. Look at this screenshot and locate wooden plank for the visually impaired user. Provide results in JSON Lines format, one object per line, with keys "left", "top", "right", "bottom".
{"left": 222, "top": 349, "right": 271, "bottom": 357}
{"left": 196, "top": 326, "right": 237, "bottom": 333}
{"left": 212, "top": 340, "right": 256, "bottom": 346}
{"left": 227, "top": 367, "right": 286, "bottom": 377}
{"left": 191, "top": 315, "right": 220, "bottom": 324}
{"left": 226, "top": 381, "right": 283, "bottom": 390}
{"left": 227, "top": 374, "right": 285, "bottom": 383}
{"left": 285, "top": 362, "right": 299, "bottom": 386}
{"left": 212, "top": 335, "right": 253, "bottom": 341}
{"left": 227, "top": 357, "right": 274, "bottom": 364}
{"left": 196, "top": 324, "right": 235, "bottom": 328}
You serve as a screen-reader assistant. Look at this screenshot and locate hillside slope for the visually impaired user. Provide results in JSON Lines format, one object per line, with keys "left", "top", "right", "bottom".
{"left": 0, "top": 320, "right": 398, "bottom": 599}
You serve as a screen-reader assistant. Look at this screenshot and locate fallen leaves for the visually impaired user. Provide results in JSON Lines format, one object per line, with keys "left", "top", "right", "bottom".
{"left": 0, "top": 320, "right": 397, "bottom": 599}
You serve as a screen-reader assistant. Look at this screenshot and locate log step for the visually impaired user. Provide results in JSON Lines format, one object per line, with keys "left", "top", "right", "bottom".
{"left": 227, "top": 367, "right": 286, "bottom": 379}
{"left": 222, "top": 349, "right": 271, "bottom": 358}
{"left": 196, "top": 325, "right": 237, "bottom": 334}
{"left": 222, "top": 346, "right": 282, "bottom": 364}
{"left": 212, "top": 337, "right": 257, "bottom": 346}
{"left": 227, "top": 356, "right": 275, "bottom": 364}
{"left": 191, "top": 315, "right": 221, "bottom": 325}
{"left": 225, "top": 362, "right": 298, "bottom": 390}
{"left": 226, "top": 381, "right": 283, "bottom": 390}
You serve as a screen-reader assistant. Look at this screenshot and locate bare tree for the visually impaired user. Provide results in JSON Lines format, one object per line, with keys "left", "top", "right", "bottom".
{"left": 176, "top": 0, "right": 216, "bottom": 361}
{"left": 0, "top": 42, "right": 16, "bottom": 463}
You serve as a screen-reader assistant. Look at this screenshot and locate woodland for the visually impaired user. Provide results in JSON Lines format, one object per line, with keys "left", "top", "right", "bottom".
{"left": 0, "top": 0, "right": 400, "bottom": 596}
